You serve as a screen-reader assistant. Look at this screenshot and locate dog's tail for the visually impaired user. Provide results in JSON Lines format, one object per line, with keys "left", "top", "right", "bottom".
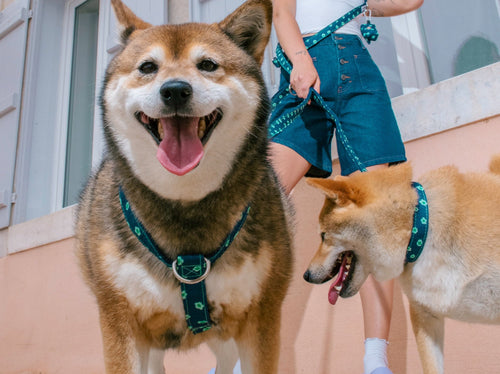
{"left": 489, "top": 154, "right": 500, "bottom": 175}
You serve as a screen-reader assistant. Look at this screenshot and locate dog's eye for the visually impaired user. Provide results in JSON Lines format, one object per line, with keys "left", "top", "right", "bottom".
{"left": 138, "top": 61, "right": 158, "bottom": 75}
{"left": 197, "top": 59, "right": 218, "bottom": 72}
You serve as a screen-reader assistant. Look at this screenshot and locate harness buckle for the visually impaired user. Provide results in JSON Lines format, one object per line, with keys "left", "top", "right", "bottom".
{"left": 173, "top": 257, "right": 211, "bottom": 284}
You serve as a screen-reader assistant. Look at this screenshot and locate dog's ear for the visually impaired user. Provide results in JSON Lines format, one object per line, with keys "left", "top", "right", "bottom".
{"left": 111, "top": 0, "right": 152, "bottom": 45}
{"left": 307, "top": 177, "right": 368, "bottom": 206}
{"left": 307, "top": 178, "right": 341, "bottom": 200}
{"left": 219, "top": 0, "right": 272, "bottom": 65}
{"left": 307, "top": 178, "right": 364, "bottom": 206}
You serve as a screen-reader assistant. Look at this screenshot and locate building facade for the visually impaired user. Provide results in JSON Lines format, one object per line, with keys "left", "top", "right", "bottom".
{"left": 0, "top": 0, "right": 499, "bottom": 372}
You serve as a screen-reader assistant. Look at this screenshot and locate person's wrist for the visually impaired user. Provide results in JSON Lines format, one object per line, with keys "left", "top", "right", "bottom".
{"left": 291, "top": 50, "right": 311, "bottom": 64}
{"left": 294, "top": 50, "right": 308, "bottom": 57}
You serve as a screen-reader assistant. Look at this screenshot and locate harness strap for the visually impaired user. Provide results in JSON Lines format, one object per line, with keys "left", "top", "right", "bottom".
{"left": 119, "top": 187, "right": 251, "bottom": 334}
{"left": 175, "top": 255, "right": 212, "bottom": 334}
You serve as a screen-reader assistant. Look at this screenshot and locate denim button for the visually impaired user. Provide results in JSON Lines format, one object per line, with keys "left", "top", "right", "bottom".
{"left": 334, "top": 36, "right": 343, "bottom": 40}
{"left": 340, "top": 58, "right": 349, "bottom": 64}
{"left": 338, "top": 45, "right": 346, "bottom": 50}
{"left": 341, "top": 74, "right": 351, "bottom": 80}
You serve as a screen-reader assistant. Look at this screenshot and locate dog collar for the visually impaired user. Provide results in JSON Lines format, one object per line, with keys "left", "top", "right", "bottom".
{"left": 405, "top": 182, "right": 429, "bottom": 263}
{"left": 118, "top": 186, "right": 251, "bottom": 334}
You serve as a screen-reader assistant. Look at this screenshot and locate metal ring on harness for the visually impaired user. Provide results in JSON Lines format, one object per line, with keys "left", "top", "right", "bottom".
{"left": 172, "top": 257, "right": 211, "bottom": 284}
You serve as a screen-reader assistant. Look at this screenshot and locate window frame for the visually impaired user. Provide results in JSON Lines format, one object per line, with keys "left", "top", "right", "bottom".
{"left": 56, "top": 0, "right": 100, "bottom": 209}
{"left": 389, "top": 11, "right": 431, "bottom": 94}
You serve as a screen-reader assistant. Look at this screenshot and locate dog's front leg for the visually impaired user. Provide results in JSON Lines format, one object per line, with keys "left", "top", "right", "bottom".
{"left": 207, "top": 338, "right": 239, "bottom": 374}
{"left": 147, "top": 348, "right": 166, "bottom": 374}
{"left": 98, "top": 303, "right": 152, "bottom": 374}
{"left": 236, "top": 308, "right": 282, "bottom": 374}
{"left": 410, "top": 303, "right": 445, "bottom": 374}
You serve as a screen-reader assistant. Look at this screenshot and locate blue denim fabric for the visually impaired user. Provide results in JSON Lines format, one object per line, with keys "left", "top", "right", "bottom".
{"left": 270, "top": 34, "right": 406, "bottom": 177}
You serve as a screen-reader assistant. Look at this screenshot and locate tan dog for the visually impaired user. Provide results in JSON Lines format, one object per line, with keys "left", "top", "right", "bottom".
{"left": 304, "top": 157, "right": 500, "bottom": 374}
{"left": 76, "top": 1, "right": 293, "bottom": 373}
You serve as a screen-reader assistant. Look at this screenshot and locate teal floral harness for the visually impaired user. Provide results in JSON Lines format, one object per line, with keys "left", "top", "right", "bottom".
{"left": 119, "top": 187, "right": 251, "bottom": 334}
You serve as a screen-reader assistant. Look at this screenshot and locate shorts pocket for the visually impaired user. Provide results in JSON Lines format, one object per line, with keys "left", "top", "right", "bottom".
{"left": 353, "top": 52, "right": 386, "bottom": 92}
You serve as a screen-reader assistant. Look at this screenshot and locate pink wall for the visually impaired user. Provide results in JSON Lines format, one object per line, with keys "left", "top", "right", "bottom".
{"left": 1, "top": 117, "right": 499, "bottom": 373}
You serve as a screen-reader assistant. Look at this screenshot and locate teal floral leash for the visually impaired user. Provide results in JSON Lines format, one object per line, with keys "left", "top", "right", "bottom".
{"left": 118, "top": 187, "right": 251, "bottom": 334}
{"left": 270, "top": 88, "right": 368, "bottom": 173}
{"left": 406, "top": 182, "right": 429, "bottom": 263}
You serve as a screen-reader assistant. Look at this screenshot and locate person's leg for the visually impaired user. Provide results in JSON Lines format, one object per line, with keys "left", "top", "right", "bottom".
{"left": 361, "top": 276, "right": 394, "bottom": 374}
{"left": 358, "top": 163, "right": 394, "bottom": 374}
{"left": 334, "top": 36, "right": 402, "bottom": 373}
{"left": 269, "top": 142, "right": 312, "bottom": 194}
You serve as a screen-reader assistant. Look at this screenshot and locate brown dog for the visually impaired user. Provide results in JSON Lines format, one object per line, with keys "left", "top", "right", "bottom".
{"left": 76, "top": 1, "right": 293, "bottom": 373}
{"left": 305, "top": 157, "right": 500, "bottom": 374}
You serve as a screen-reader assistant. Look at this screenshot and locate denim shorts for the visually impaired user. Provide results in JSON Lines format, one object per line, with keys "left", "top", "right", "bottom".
{"left": 270, "top": 34, "right": 406, "bottom": 177}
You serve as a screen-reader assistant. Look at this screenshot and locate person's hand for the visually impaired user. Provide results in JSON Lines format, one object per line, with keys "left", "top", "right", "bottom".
{"left": 289, "top": 51, "right": 321, "bottom": 100}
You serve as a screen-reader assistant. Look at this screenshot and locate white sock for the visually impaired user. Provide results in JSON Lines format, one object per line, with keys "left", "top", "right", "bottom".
{"left": 233, "top": 360, "right": 242, "bottom": 374}
{"left": 363, "top": 338, "right": 389, "bottom": 374}
{"left": 208, "top": 359, "right": 241, "bottom": 374}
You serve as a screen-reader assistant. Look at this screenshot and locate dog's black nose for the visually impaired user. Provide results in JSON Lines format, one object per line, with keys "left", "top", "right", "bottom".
{"left": 160, "top": 80, "right": 193, "bottom": 107}
{"left": 303, "top": 270, "right": 311, "bottom": 282}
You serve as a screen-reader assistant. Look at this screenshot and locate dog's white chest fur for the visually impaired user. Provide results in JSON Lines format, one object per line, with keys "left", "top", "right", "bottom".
{"left": 104, "top": 250, "right": 271, "bottom": 322}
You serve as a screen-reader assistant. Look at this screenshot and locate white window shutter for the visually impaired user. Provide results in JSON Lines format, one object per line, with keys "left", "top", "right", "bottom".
{"left": 190, "top": 0, "right": 279, "bottom": 95}
{"left": 0, "top": 0, "right": 30, "bottom": 229}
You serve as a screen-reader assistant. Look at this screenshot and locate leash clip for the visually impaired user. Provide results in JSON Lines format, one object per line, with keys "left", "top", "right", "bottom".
{"left": 360, "top": 7, "right": 378, "bottom": 44}
{"left": 363, "top": 7, "right": 372, "bottom": 20}
{"left": 173, "top": 257, "right": 211, "bottom": 284}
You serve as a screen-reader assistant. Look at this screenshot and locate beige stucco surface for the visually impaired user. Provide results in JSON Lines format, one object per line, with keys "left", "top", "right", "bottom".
{"left": 1, "top": 116, "right": 499, "bottom": 373}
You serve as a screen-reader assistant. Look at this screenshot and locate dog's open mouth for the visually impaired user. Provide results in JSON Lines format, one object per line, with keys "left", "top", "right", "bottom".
{"left": 328, "top": 251, "right": 356, "bottom": 305}
{"left": 135, "top": 109, "right": 223, "bottom": 175}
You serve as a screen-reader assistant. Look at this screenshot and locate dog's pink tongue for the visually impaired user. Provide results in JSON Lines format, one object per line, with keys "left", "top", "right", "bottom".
{"left": 328, "top": 254, "right": 349, "bottom": 305}
{"left": 156, "top": 116, "right": 203, "bottom": 176}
